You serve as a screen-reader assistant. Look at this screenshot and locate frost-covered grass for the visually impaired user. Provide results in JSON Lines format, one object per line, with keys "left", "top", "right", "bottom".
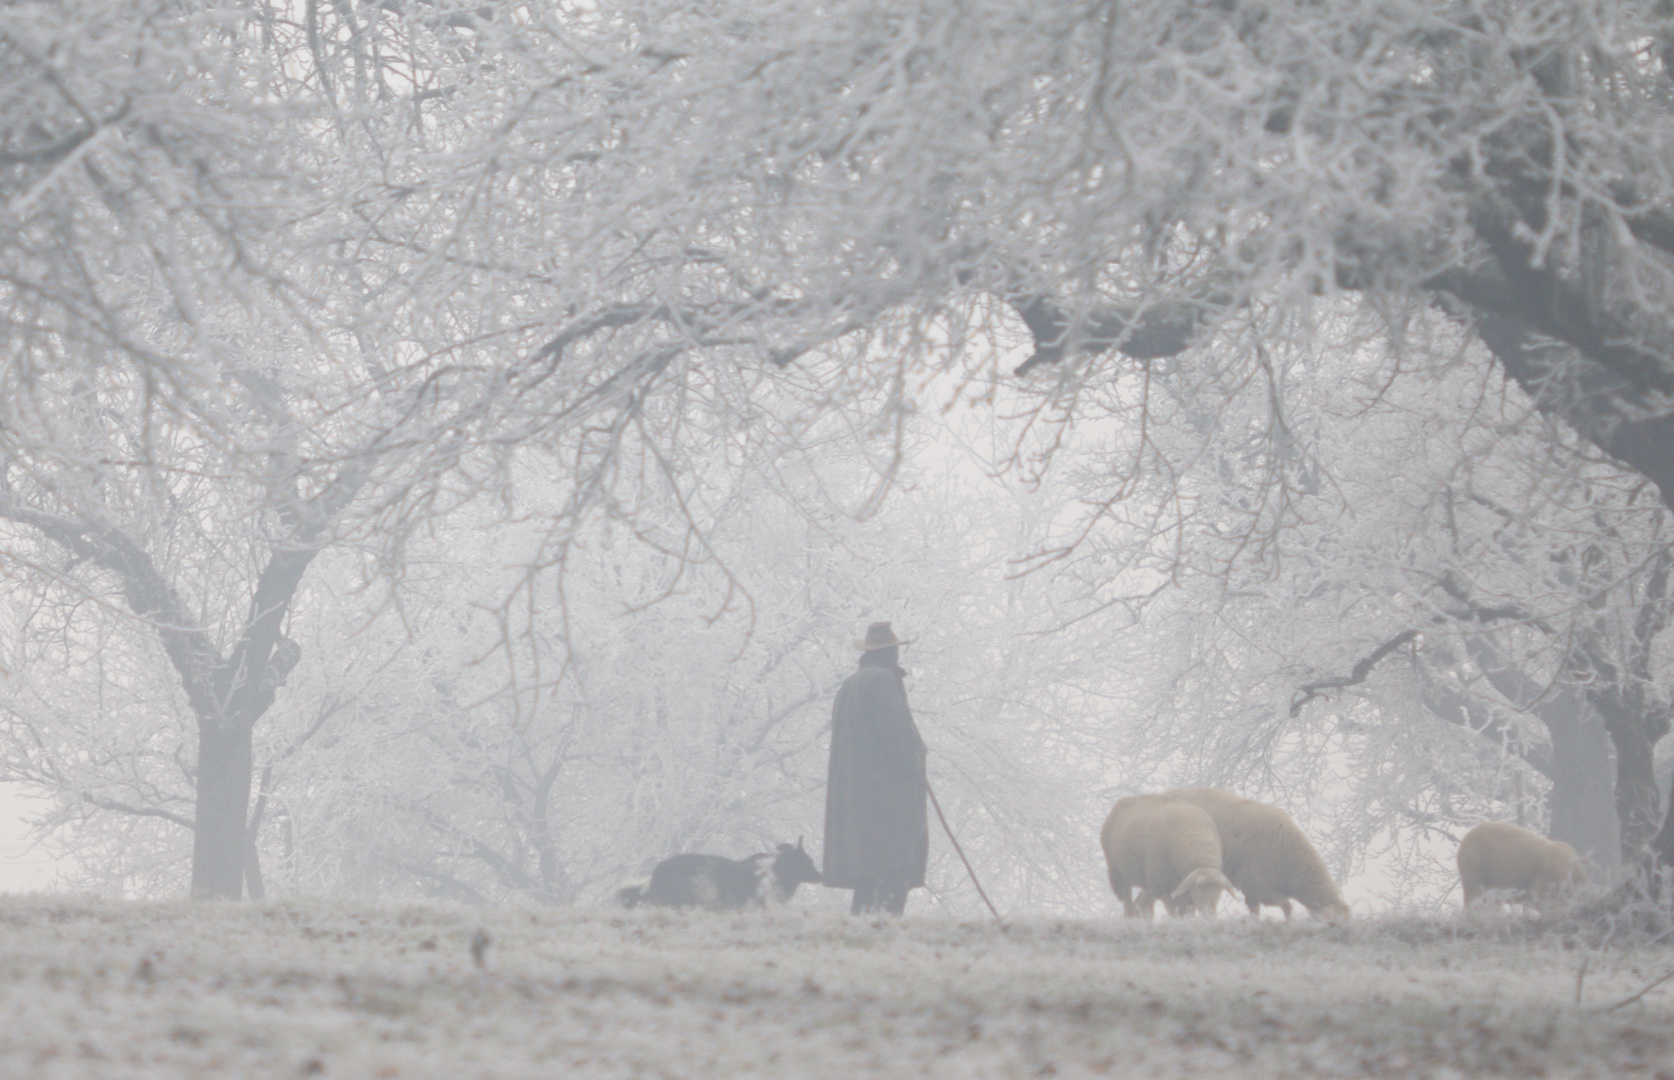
{"left": 2, "top": 898, "right": 1672, "bottom": 1078}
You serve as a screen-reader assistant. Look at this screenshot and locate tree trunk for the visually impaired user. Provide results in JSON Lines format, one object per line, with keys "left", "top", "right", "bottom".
{"left": 1545, "top": 696, "right": 1620, "bottom": 880}
{"left": 245, "top": 837, "right": 266, "bottom": 901}
{"left": 1440, "top": 644, "right": 1621, "bottom": 875}
{"left": 245, "top": 764, "right": 273, "bottom": 901}
{"left": 191, "top": 722, "right": 254, "bottom": 900}
{"left": 1653, "top": 787, "right": 1674, "bottom": 871}
{"left": 1473, "top": 319, "right": 1674, "bottom": 876}
{"left": 1609, "top": 719, "right": 1665, "bottom": 865}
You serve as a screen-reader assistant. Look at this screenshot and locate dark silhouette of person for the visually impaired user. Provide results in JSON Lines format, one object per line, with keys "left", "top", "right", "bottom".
{"left": 822, "top": 622, "right": 928, "bottom": 915}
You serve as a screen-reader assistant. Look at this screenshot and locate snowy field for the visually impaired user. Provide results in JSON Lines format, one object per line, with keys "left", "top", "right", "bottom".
{"left": 3, "top": 900, "right": 1674, "bottom": 1078}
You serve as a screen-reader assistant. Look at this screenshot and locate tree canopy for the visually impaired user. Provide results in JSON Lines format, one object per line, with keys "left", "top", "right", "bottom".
{"left": 7, "top": 0, "right": 1674, "bottom": 905}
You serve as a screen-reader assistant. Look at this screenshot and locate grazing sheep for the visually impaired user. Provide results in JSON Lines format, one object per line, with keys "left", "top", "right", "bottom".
{"left": 618, "top": 839, "right": 823, "bottom": 910}
{"left": 1100, "top": 794, "right": 1234, "bottom": 918}
{"left": 1456, "top": 821, "right": 1587, "bottom": 913}
{"left": 1164, "top": 788, "right": 1351, "bottom": 920}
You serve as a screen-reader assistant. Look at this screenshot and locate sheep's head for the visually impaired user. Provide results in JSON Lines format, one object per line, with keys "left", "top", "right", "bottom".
{"left": 1563, "top": 856, "right": 1589, "bottom": 891}
{"left": 1170, "top": 867, "right": 1234, "bottom": 917}
{"left": 1543, "top": 844, "right": 1586, "bottom": 888}
{"left": 1319, "top": 898, "right": 1352, "bottom": 922}
{"left": 1529, "top": 845, "right": 1588, "bottom": 914}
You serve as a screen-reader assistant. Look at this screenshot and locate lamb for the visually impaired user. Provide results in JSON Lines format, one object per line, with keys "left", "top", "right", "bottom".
{"left": 1164, "top": 788, "right": 1351, "bottom": 920}
{"left": 1456, "top": 821, "right": 1587, "bottom": 913}
{"left": 618, "top": 838, "right": 823, "bottom": 911}
{"left": 1100, "top": 794, "right": 1234, "bottom": 918}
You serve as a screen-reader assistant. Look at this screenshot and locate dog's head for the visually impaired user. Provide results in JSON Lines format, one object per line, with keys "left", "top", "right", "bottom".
{"left": 773, "top": 836, "right": 823, "bottom": 886}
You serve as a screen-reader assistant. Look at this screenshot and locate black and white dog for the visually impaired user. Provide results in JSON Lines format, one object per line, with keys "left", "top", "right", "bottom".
{"left": 618, "top": 838, "right": 823, "bottom": 910}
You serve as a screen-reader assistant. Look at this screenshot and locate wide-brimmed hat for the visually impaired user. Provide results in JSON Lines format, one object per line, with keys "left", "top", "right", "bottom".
{"left": 854, "top": 621, "right": 912, "bottom": 651}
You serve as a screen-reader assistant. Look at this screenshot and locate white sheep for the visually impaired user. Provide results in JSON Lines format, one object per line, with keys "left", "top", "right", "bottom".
{"left": 1164, "top": 788, "right": 1351, "bottom": 920}
{"left": 1456, "top": 821, "right": 1587, "bottom": 913}
{"left": 1100, "top": 794, "right": 1234, "bottom": 918}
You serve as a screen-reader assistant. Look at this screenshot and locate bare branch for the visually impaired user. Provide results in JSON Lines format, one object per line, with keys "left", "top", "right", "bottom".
{"left": 1291, "top": 630, "right": 1419, "bottom": 717}
{"left": 81, "top": 793, "right": 195, "bottom": 832}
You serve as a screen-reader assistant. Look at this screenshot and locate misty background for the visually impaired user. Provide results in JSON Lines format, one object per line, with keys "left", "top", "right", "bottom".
{"left": 6, "top": 0, "right": 1674, "bottom": 917}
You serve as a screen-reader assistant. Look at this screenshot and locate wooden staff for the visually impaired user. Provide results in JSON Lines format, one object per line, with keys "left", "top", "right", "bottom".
{"left": 926, "top": 776, "right": 1005, "bottom": 928}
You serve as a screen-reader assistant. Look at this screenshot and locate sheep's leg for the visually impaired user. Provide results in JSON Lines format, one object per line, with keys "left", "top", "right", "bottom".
{"left": 1278, "top": 899, "right": 1293, "bottom": 921}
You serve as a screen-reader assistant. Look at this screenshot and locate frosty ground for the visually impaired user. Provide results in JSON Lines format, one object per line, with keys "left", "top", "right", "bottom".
{"left": 2, "top": 898, "right": 1673, "bottom": 1078}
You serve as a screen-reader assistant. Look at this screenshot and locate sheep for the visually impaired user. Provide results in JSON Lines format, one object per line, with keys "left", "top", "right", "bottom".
{"left": 1164, "top": 788, "right": 1351, "bottom": 920}
{"left": 1100, "top": 794, "right": 1234, "bottom": 918}
{"left": 1456, "top": 821, "right": 1587, "bottom": 913}
{"left": 618, "top": 839, "right": 823, "bottom": 910}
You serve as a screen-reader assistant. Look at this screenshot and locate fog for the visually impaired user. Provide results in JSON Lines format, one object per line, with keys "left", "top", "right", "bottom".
{"left": 5, "top": 0, "right": 1674, "bottom": 1072}
{"left": 0, "top": 785, "right": 59, "bottom": 892}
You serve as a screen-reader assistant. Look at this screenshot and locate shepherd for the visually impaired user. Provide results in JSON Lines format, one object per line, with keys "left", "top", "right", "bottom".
{"left": 824, "top": 621, "right": 929, "bottom": 915}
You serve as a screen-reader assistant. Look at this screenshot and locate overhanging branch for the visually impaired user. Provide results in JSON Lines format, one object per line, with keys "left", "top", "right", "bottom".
{"left": 1008, "top": 292, "right": 1217, "bottom": 376}
{"left": 81, "top": 792, "right": 195, "bottom": 832}
{"left": 0, "top": 498, "right": 225, "bottom": 718}
{"left": 1290, "top": 629, "right": 1419, "bottom": 717}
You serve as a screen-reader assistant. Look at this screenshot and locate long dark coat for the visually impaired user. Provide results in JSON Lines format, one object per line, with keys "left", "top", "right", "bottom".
{"left": 822, "top": 660, "right": 928, "bottom": 889}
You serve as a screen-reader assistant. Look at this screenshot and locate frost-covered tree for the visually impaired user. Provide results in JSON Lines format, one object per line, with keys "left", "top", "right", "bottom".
{"left": 0, "top": 1, "right": 546, "bottom": 898}
{"left": 7, "top": 401, "right": 1135, "bottom": 914}
{"left": 1063, "top": 324, "right": 1674, "bottom": 895}
{"left": 0, "top": 2, "right": 374, "bottom": 898}
{"left": 397, "top": 0, "right": 1674, "bottom": 871}
{"left": 17, "top": 0, "right": 1674, "bottom": 905}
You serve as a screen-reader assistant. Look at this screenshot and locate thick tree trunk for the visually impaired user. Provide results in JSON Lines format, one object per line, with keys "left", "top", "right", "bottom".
{"left": 191, "top": 721, "right": 255, "bottom": 900}
{"left": 1654, "top": 791, "right": 1674, "bottom": 871}
{"left": 1546, "top": 698, "right": 1620, "bottom": 880}
{"left": 1608, "top": 720, "right": 1665, "bottom": 865}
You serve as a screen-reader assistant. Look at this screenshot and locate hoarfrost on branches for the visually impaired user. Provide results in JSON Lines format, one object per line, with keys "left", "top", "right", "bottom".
{"left": 10, "top": 0, "right": 1674, "bottom": 903}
